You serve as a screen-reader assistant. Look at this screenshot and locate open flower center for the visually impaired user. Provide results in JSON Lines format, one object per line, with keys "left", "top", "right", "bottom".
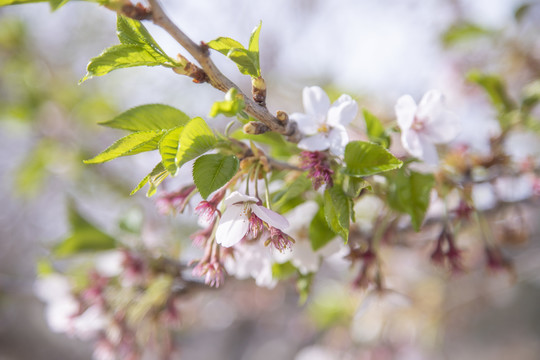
{"left": 411, "top": 116, "right": 426, "bottom": 131}
{"left": 318, "top": 123, "right": 329, "bottom": 133}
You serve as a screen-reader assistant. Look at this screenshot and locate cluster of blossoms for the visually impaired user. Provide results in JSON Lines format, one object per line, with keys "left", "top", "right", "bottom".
{"left": 36, "top": 83, "right": 540, "bottom": 359}
{"left": 36, "top": 250, "right": 184, "bottom": 360}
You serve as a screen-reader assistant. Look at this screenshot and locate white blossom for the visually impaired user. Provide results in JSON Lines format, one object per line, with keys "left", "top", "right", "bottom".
{"left": 290, "top": 86, "right": 358, "bottom": 156}
{"left": 216, "top": 191, "right": 289, "bottom": 248}
{"left": 224, "top": 235, "right": 277, "bottom": 288}
{"left": 396, "top": 90, "right": 460, "bottom": 164}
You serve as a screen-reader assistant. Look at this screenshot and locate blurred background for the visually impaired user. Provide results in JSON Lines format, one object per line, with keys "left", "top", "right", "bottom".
{"left": 1, "top": 0, "right": 540, "bottom": 359}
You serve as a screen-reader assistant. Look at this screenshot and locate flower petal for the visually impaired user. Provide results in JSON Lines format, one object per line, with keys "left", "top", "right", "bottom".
{"left": 418, "top": 135, "right": 439, "bottom": 165}
{"left": 223, "top": 191, "right": 259, "bottom": 207}
{"left": 290, "top": 112, "right": 319, "bottom": 135}
{"left": 424, "top": 110, "right": 461, "bottom": 144}
{"left": 417, "top": 89, "right": 444, "bottom": 124}
{"left": 251, "top": 204, "right": 289, "bottom": 231}
{"left": 216, "top": 204, "right": 249, "bottom": 247}
{"left": 328, "top": 125, "right": 349, "bottom": 156}
{"left": 327, "top": 94, "right": 358, "bottom": 127}
{"left": 303, "top": 86, "right": 330, "bottom": 117}
{"left": 401, "top": 129, "right": 422, "bottom": 158}
{"left": 395, "top": 95, "right": 417, "bottom": 131}
{"left": 298, "top": 133, "right": 330, "bottom": 152}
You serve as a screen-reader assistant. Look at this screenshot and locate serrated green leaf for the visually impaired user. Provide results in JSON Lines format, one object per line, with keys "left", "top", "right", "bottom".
{"left": 467, "top": 71, "right": 516, "bottom": 114}
{"left": 386, "top": 169, "right": 435, "bottom": 231}
{"left": 84, "top": 130, "right": 164, "bottom": 164}
{"left": 207, "top": 37, "right": 245, "bottom": 56}
{"left": 193, "top": 154, "right": 238, "bottom": 199}
{"left": 207, "top": 25, "right": 261, "bottom": 78}
{"left": 100, "top": 104, "right": 190, "bottom": 132}
{"left": 54, "top": 200, "right": 116, "bottom": 257}
{"left": 81, "top": 44, "right": 169, "bottom": 82}
{"left": 227, "top": 48, "right": 260, "bottom": 77}
{"left": 176, "top": 117, "right": 217, "bottom": 167}
{"left": 363, "top": 109, "right": 390, "bottom": 148}
{"left": 343, "top": 141, "right": 402, "bottom": 177}
{"left": 130, "top": 162, "right": 167, "bottom": 196}
{"left": 309, "top": 205, "right": 336, "bottom": 251}
{"left": 272, "top": 261, "right": 297, "bottom": 280}
{"left": 116, "top": 15, "right": 171, "bottom": 61}
{"left": 158, "top": 126, "right": 184, "bottom": 174}
{"left": 323, "top": 187, "right": 350, "bottom": 241}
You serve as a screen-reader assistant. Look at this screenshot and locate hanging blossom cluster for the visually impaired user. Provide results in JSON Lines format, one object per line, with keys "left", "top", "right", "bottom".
{"left": 35, "top": 250, "right": 185, "bottom": 360}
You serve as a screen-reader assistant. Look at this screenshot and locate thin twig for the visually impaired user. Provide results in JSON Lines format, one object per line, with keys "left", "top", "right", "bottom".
{"left": 146, "top": 0, "right": 302, "bottom": 142}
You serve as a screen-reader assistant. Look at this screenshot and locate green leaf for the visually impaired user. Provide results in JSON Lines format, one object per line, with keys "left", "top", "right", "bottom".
{"left": 272, "top": 174, "right": 311, "bottom": 212}
{"left": 272, "top": 261, "right": 297, "bottom": 280}
{"left": 0, "top": 0, "right": 65, "bottom": 7}
{"left": 49, "top": 0, "right": 69, "bottom": 10}
{"left": 323, "top": 187, "right": 350, "bottom": 242}
{"left": 207, "top": 24, "right": 262, "bottom": 78}
{"left": 386, "top": 169, "right": 435, "bottom": 231}
{"left": 363, "top": 109, "right": 390, "bottom": 148}
{"left": 343, "top": 141, "right": 402, "bottom": 177}
{"left": 158, "top": 126, "right": 184, "bottom": 174}
{"left": 84, "top": 130, "right": 165, "bottom": 164}
{"left": 176, "top": 117, "right": 217, "bottom": 167}
{"left": 309, "top": 205, "right": 336, "bottom": 251}
{"left": 82, "top": 44, "right": 169, "bottom": 82}
{"left": 522, "top": 80, "right": 540, "bottom": 112}
{"left": 209, "top": 88, "right": 245, "bottom": 118}
{"left": 207, "top": 37, "right": 244, "bottom": 56}
{"left": 232, "top": 129, "right": 298, "bottom": 159}
{"left": 297, "top": 273, "right": 313, "bottom": 305}
{"left": 248, "top": 21, "right": 262, "bottom": 68}
{"left": 227, "top": 48, "right": 260, "bottom": 77}
{"left": 54, "top": 200, "right": 116, "bottom": 257}
{"left": 130, "top": 162, "right": 169, "bottom": 197}
{"left": 441, "top": 22, "right": 492, "bottom": 47}
{"left": 0, "top": 0, "right": 45, "bottom": 5}
{"left": 192, "top": 154, "right": 239, "bottom": 199}
{"left": 116, "top": 15, "right": 171, "bottom": 61}
{"left": 515, "top": 3, "right": 533, "bottom": 22}
{"left": 467, "top": 71, "right": 516, "bottom": 114}
{"left": 100, "top": 104, "right": 190, "bottom": 132}
{"left": 342, "top": 175, "right": 371, "bottom": 198}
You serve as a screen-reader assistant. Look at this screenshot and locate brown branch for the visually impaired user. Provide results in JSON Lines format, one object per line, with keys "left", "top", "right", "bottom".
{"left": 146, "top": 0, "right": 302, "bottom": 142}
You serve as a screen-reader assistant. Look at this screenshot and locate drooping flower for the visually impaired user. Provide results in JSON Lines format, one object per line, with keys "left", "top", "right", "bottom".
{"left": 155, "top": 184, "right": 197, "bottom": 215}
{"left": 395, "top": 90, "right": 460, "bottom": 164}
{"left": 300, "top": 151, "right": 334, "bottom": 190}
{"left": 224, "top": 234, "right": 277, "bottom": 288}
{"left": 194, "top": 188, "right": 226, "bottom": 222}
{"left": 290, "top": 86, "right": 358, "bottom": 156}
{"left": 216, "top": 191, "right": 290, "bottom": 248}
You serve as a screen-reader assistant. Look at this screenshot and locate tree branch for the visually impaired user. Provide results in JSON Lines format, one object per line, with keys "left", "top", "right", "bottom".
{"left": 146, "top": 0, "right": 302, "bottom": 142}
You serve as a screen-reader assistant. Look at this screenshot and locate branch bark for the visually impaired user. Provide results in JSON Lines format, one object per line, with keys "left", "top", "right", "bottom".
{"left": 146, "top": 0, "right": 302, "bottom": 142}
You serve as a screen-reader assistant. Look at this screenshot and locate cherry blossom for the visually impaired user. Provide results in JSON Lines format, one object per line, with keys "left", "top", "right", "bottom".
{"left": 216, "top": 191, "right": 290, "bottom": 248}
{"left": 395, "top": 90, "right": 460, "bottom": 164}
{"left": 290, "top": 86, "right": 358, "bottom": 156}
